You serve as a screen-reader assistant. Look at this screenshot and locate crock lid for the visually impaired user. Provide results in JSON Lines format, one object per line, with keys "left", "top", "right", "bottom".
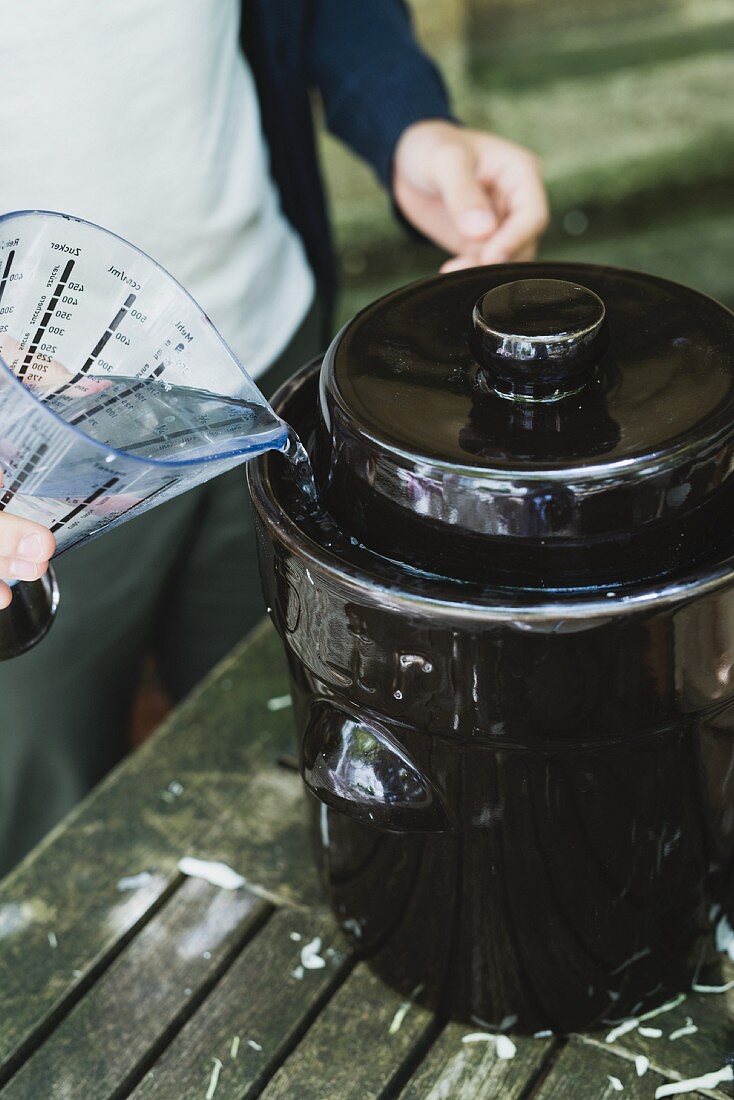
{"left": 316, "top": 263, "right": 734, "bottom": 587}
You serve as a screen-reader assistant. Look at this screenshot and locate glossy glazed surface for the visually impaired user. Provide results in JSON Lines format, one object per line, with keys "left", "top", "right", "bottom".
{"left": 473, "top": 278, "right": 608, "bottom": 399}
{"left": 325, "top": 263, "right": 734, "bottom": 469}
{"left": 249, "top": 361, "right": 734, "bottom": 1031}
{"left": 317, "top": 265, "right": 734, "bottom": 570}
{"left": 255, "top": 364, "right": 734, "bottom": 615}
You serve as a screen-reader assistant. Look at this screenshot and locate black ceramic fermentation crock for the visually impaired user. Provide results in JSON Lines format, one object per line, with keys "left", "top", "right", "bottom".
{"left": 248, "top": 263, "right": 734, "bottom": 1033}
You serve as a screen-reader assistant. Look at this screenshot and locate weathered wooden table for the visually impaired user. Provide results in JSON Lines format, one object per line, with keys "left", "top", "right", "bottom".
{"left": 1, "top": 621, "right": 732, "bottom": 1099}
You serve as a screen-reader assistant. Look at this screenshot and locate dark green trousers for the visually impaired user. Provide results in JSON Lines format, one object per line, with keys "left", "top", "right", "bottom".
{"left": 0, "top": 303, "right": 321, "bottom": 878}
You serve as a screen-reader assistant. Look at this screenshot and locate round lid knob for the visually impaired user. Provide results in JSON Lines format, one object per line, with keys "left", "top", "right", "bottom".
{"left": 472, "top": 278, "right": 608, "bottom": 400}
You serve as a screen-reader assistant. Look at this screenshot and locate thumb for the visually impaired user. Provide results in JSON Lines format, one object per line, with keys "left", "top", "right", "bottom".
{"left": 430, "top": 141, "right": 498, "bottom": 242}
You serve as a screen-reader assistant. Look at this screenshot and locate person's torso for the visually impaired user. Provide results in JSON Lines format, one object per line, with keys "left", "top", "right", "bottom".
{"left": 0, "top": 0, "right": 314, "bottom": 376}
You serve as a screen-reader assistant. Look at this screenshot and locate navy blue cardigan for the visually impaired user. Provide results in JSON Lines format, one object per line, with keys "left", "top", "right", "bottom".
{"left": 240, "top": 0, "right": 452, "bottom": 314}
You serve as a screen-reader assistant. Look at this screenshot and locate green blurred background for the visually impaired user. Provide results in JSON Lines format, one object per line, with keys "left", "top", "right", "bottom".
{"left": 317, "top": 0, "right": 734, "bottom": 325}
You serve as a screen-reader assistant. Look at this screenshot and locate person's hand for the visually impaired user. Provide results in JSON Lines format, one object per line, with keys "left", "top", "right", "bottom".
{"left": 393, "top": 120, "right": 549, "bottom": 271}
{"left": 0, "top": 476, "right": 55, "bottom": 608}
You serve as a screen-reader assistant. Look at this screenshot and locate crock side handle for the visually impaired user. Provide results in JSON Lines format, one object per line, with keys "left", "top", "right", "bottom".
{"left": 300, "top": 700, "right": 452, "bottom": 833}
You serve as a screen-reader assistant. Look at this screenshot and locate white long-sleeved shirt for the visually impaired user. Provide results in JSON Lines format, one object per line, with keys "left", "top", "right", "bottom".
{"left": 0, "top": 0, "right": 314, "bottom": 378}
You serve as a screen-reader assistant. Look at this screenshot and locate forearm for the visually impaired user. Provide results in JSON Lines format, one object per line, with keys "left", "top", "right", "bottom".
{"left": 306, "top": 0, "right": 453, "bottom": 189}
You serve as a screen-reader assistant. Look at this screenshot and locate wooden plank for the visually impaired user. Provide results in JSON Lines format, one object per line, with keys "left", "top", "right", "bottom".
{"left": 0, "top": 878, "right": 266, "bottom": 1100}
{"left": 0, "top": 621, "right": 321, "bottom": 1080}
{"left": 259, "top": 963, "right": 437, "bottom": 1100}
{"left": 398, "top": 1023, "right": 554, "bottom": 1100}
{"left": 132, "top": 909, "right": 350, "bottom": 1099}
{"left": 537, "top": 1039, "right": 712, "bottom": 1099}
{"left": 583, "top": 961, "right": 734, "bottom": 1100}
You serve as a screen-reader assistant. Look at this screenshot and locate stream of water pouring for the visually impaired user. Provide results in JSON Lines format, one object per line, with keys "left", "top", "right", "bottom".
{"left": 280, "top": 427, "right": 319, "bottom": 510}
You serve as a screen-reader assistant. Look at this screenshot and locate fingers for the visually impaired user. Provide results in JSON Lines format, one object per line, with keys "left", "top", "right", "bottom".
{"left": 476, "top": 154, "right": 549, "bottom": 264}
{"left": 0, "top": 513, "right": 55, "bottom": 597}
{"left": 0, "top": 477, "right": 56, "bottom": 605}
{"left": 440, "top": 158, "right": 547, "bottom": 272}
{"left": 514, "top": 243, "right": 538, "bottom": 262}
{"left": 0, "top": 555, "right": 50, "bottom": 583}
{"left": 0, "top": 513, "right": 55, "bottom": 561}
{"left": 477, "top": 204, "right": 547, "bottom": 265}
{"left": 441, "top": 254, "right": 478, "bottom": 273}
{"left": 434, "top": 134, "right": 548, "bottom": 271}
{"left": 0, "top": 560, "right": 48, "bottom": 609}
{"left": 430, "top": 141, "right": 499, "bottom": 243}
{"left": 440, "top": 239, "right": 536, "bottom": 274}
{"left": 394, "top": 121, "right": 549, "bottom": 272}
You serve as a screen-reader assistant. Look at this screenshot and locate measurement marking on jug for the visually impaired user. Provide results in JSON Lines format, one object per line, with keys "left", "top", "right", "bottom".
{"left": 50, "top": 477, "right": 120, "bottom": 533}
{"left": 108, "top": 479, "right": 176, "bottom": 523}
{"left": 0, "top": 443, "right": 50, "bottom": 510}
{"left": 126, "top": 413, "right": 257, "bottom": 453}
{"left": 58, "top": 478, "right": 177, "bottom": 557}
{"left": 50, "top": 293, "right": 137, "bottom": 396}
{"left": 0, "top": 249, "right": 15, "bottom": 307}
{"left": 17, "top": 260, "right": 75, "bottom": 379}
{"left": 68, "top": 363, "right": 167, "bottom": 429}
